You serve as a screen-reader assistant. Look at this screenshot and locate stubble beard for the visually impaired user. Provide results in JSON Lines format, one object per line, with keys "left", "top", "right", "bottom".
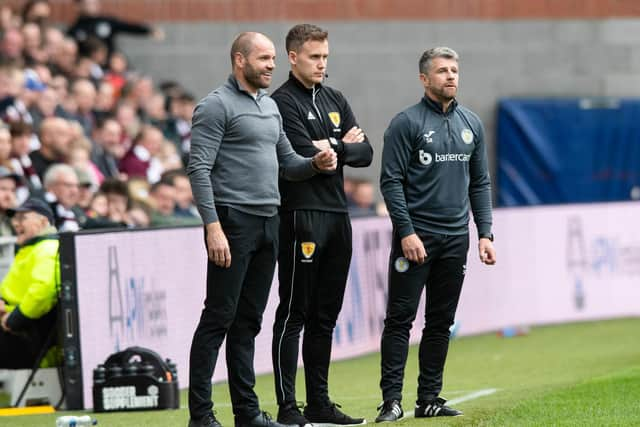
{"left": 244, "top": 62, "right": 270, "bottom": 90}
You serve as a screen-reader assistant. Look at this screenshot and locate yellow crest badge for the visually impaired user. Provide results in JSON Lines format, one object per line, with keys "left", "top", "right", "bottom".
{"left": 328, "top": 112, "right": 341, "bottom": 127}
{"left": 301, "top": 242, "right": 316, "bottom": 259}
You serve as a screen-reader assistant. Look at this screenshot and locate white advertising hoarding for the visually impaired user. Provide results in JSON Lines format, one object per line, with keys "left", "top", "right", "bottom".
{"left": 71, "top": 202, "right": 640, "bottom": 408}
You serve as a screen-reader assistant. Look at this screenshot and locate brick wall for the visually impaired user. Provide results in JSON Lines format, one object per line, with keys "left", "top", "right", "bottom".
{"left": 5, "top": 0, "right": 640, "bottom": 23}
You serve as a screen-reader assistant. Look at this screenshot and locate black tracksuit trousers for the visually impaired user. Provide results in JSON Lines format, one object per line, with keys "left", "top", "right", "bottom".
{"left": 188, "top": 206, "right": 279, "bottom": 421}
{"left": 272, "top": 210, "right": 352, "bottom": 406}
{"left": 380, "top": 232, "right": 469, "bottom": 403}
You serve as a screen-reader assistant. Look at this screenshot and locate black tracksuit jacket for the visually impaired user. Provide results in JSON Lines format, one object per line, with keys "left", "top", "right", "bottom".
{"left": 272, "top": 73, "right": 373, "bottom": 212}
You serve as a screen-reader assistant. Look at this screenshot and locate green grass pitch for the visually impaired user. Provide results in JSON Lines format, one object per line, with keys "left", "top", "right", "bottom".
{"left": 2, "top": 317, "right": 639, "bottom": 426}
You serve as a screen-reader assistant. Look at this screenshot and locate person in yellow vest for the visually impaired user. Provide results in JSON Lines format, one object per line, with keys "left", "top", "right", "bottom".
{"left": 0, "top": 198, "right": 59, "bottom": 368}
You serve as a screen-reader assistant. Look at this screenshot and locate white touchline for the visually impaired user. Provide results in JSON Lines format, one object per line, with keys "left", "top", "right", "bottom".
{"left": 180, "top": 388, "right": 499, "bottom": 410}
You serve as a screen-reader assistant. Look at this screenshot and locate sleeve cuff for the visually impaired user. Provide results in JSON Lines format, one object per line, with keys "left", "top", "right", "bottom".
{"left": 332, "top": 138, "right": 345, "bottom": 155}
{"left": 6, "top": 306, "right": 36, "bottom": 332}
{"left": 397, "top": 224, "right": 415, "bottom": 239}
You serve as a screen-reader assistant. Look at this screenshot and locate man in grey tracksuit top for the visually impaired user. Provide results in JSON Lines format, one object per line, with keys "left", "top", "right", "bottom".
{"left": 186, "top": 32, "right": 337, "bottom": 427}
{"left": 375, "top": 47, "right": 497, "bottom": 422}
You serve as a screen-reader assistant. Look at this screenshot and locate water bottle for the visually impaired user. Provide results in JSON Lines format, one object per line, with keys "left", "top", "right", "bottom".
{"left": 55, "top": 415, "right": 97, "bottom": 426}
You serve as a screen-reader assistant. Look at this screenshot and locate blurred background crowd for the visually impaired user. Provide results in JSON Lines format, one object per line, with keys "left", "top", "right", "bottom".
{"left": 0, "top": 0, "right": 384, "bottom": 237}
{"left": 0, "top": 0, "right": 213, "bottom": 235}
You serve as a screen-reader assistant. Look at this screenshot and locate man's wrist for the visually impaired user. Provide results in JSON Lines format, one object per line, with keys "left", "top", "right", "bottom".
{"left": 310, "top": 156, "right": 320, "bottom": 172}
{"left": 329, "top": 137, "right": 344, "bottom": 154}
{"left": 479, "top": 232, "right": 494, "bottom": 242}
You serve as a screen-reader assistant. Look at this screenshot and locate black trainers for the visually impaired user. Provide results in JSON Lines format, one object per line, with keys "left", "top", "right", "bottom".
{"left": 374, "top": 400, "right": 403, "bottom": 423}
{"left": 189, "top": 412, "right": 223, "bottom": 427}
{"left": 414, "top": 397, "right": 463, "bottom": 417}
{"left": 235, "top": 411, "right": 294, "bottom": 427}
{"left": 304, "top": 401, "right": 366, "bottom": 426}
{"left": 278, "top": 401, "right": 312, "bottom": 427}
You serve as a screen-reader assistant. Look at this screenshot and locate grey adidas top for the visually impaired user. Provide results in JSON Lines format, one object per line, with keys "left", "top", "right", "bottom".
{"left": 187, "top": 76, "right": 316, "bottom": 224}
{"left": 380, "top": 96, "right": 492, "bottom": 239}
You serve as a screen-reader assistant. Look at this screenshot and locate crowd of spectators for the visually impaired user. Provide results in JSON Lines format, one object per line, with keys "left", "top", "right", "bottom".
{"left": 0, "top": 0, "right": 201, "bottom": 239}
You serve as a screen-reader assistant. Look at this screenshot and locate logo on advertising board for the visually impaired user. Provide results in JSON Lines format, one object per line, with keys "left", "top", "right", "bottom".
{"left": 101, "top": 385, "right": 159, "bottom": 410}
{"left": 108, "top": 246, "right": 168, "bottom": 349}
{"left": 566, "top": 216, "right": 640, "bottom": 311}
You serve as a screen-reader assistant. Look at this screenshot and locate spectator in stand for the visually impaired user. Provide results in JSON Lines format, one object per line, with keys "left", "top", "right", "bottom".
{"left": 9, "top": 121, "right": 42, "bottom": 203}
{"left": 68, "top": 0, "right": 165, "bottom": 58}
{"left": 142, "top": 91, "right": 169, "bottom": 133}
{"left": 43, "top": 26, "right": 64, "bottom": 62}
{"left": 343, "top": 176, "right": 357, "bottom": 208}
{"left": 69, "top": 135, "right": 103, "bottom": 185}
{"left": 126, "top": 200, "right": 151, "bottom": 228}
{"left": 169, "top": 91, "right": 194, "bottom": 166}
{"left": 21, "top": 0, "right": 52, "bottom": 29}
{"left": 30, "top": 117, "right": 72, "bottom": 179}
{"left": 91, "top": 117, "right": 123, "bottom": 179}
{"left": 119, "top": 124, "right": 163, "bottom": 183}
{"left": 115, "top": 101, "right": 140, "bottom": 149}
{"left": 126, "top": 176, "right": 149, "bottom": 202}
{"left": 71, "top": 78, "right": 97, "bottom": 136}
{"left": 94, "top": 81, "right": 115, "bottom": 122}
{"left": 104, "top": 51, "right": 128, "bottom": 99}
{"left": 148, "top": 180, "right": 200, "bottom": 227}
{"left": 50, "top": 37, "right": 78, "bottom": 78}
{"left": 0, "top": 124, "right": 13, "bottom": 170}
{"left": 349, "top": 179, "right": 377, "bottom": 217}
{"left": 0, "top": 27, "right": 24, "bottom": 66}
{"left": 1, "top": 67, "right": 35, "bottom": 125}
{"left": 73, "top": 167, "right": 95, "bottom": 213}
{"left": 43, "top": 163, "right": 84, "bottom": 231}
{"left": 97, "top": 178, "right": 129, "bottom": 225}
{"left": 78, "top": 36, "right": 108, "bottom": 82}
{"left": 49, "top": 73, "right": 75, "bottom": 120}
{"left": 86, "top": 190, "right": 107, "bottom": 218}
{"left": 161, "top": 169, "right": 199, "bottom": 219}
{"left": 21, "top": 23, "right": 48, "bottom": 65}
{"left": 29, "top": 86, "right": 57, "bottom": 132}
{"left": 0, "top": 198, "right": 59, "bottom": 369}
{"left": 157, "top": 139, "right": 182, "bottom": 172}
{"left": 0, "top": 166, "right": 19, "bottom": 237}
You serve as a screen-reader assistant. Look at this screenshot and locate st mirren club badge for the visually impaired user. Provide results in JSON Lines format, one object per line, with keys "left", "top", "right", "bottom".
{"left": 461, "top": 128, "right": 474, "bottom": 144}
{"left": 328, "top": 112, "right": 341, "bottom": 127}
{"left": 301, "top": 242, "right": 316, "bottom": 263}
{"left": 394, "top": 257, "right": 409, "bottom": 273}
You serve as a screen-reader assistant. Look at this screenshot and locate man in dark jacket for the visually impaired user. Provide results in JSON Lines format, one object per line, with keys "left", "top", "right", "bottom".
{"left": 270, "top": 24, "right": 373, "bottom": 427}
{"left": 67, "top": 0, "right": 164, "bottom": 58}
{"left": 375, "top": 47, "right": 496, "bottom": 422}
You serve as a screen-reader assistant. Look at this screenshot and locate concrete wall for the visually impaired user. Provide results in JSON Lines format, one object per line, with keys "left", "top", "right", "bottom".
{"left": 119, "top": 19, "right": 640, "bottom": 195}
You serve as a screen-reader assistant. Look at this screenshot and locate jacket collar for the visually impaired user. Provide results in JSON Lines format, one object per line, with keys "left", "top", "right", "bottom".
{"left": 226, "top": 75, "right": 267, "bottom": 100}
{"left": 422, "top": 95, "right": 458, "bottom": 115}
{"left": 288, "top": 71, "right": 323, "bottom": 94}
{"left": 19, "top": 225, "right": 58, "bottom": 250}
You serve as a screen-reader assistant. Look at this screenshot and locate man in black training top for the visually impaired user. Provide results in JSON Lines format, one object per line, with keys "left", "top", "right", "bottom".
{"left": 271, "top": 24, "right": 373, "bottom": 427}
{"left": 375, "top": 47, "right": 496, "bottom": 422}
{"left": 186, "top": 32, "right": 337, "bottom": 427}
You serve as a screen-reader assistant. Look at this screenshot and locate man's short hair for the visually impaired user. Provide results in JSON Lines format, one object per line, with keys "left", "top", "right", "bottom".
{"left": 99, "top": 178, "right": 129, "bottom": 198}
{"left": 43, "top": 163, "right": 77, "bottom": 189}
{"left": 229, "top": 32, "right": 256, "bottom": 66}
{"left": 419, "top": 47, "right": 459, "bottom": 74}
{"left": 285, "top": 24, "right": 328, "bottom": 54}
{"left": 9, "top": 120, "right": 33, "bottom": 137}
